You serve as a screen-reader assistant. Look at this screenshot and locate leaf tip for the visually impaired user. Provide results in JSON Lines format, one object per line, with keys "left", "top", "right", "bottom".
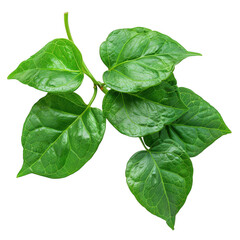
{"left": 226, "top": 124, "right": 232, "bottom": 134}
{"left": 17, "top": 167, "right": 30, "bottom": 178}
{"left": 166, "top": 216, "right": 175, "bottom": 230}
{"left": 16, "top": 172, "right": 25, "bottom": 178}
{"left": 7, "top": 72, "right": 14, "bottom": 80}
{"left": 188, "top": 51, "right": 202, "bottom": 57}
{"left": 223, "top": 124, "right": 231, "bottom": 134}
{"left": 227, "top": 128, "right": 232, "bottom": 134}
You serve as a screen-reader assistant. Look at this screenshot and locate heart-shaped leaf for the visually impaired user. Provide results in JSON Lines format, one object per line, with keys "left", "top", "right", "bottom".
{"left": 126, "top": 139, "right": 193, "bottom": 229}
{"left": 100, "top": 27, "right": 200, "bottom": 93}
{"left": 18, "top": 92, "right": 106, "bottom": 178}
{"left": 8, "top": 39, "right": 84, "bottom": 93}
{"left": 102, "top": 74, "right": 187, "bottom": 137}
{"left": 144, "top": 87, "right": 231, "bottom": 157}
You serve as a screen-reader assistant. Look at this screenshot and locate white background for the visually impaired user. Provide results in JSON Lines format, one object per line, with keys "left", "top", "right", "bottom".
{"left": 0, "top": 0, "right": 239, "bottom": 239}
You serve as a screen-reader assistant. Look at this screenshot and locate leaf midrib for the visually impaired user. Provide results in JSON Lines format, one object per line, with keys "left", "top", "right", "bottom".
{"left": 171, "top": 123, "right": 230, "bottom": 133}
{"left": 109, "top": 53, "right": 176, "bottom": 71}
{"left": 14, "top": 68, "right": 81, "bottom": 74}
{"left": 148, "top": 150, "right": 172, "bottom": 219}
{"left": 128, "top": 92, "right": 187, "bottom": 111}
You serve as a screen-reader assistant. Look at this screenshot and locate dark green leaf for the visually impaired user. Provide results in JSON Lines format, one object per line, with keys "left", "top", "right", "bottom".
{"left": 102, "top": 75, "right": 187, "bottom": 137}
{"left": 100, "top": 27, "right": 201, "bottom": 93}
{"left": 18, "top": 92, "right": 106, "bottom": 178}
{"left": 126, "top": 139, "right": 193, "bottom": 229}
{"left": 144, "top": 87, "right": 231, "bottom": 157}
{"left": 8, "top": 39, "right": 84, "bottom": 93}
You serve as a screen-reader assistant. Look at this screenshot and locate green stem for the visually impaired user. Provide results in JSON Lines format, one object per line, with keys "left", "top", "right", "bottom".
{"left": 64, "top": 12, "right": 108, "bottom": 94}
{"left": 82, "top": 61, "right": 108, "bottom": 94}
{"left": 88, "top": 84, "right": 98, "bottom": 107}
{"left": 139, "top": 137, "right": 149, "bottom": 151}
{"left": 64, "top": 12, "right": 74, "bottom": 42}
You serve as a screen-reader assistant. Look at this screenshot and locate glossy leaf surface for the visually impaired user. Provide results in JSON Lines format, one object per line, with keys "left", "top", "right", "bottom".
{"left": 100, "top": 27, "right": 200, "bottom": 93}
{"left": 102, "top": 75, "right": 187, "bottom": 137}
{"left": 8, "top": 39, "right": 84, "bottom": 93}
{"left": 18, "top": 93, "right": 106, "bottom": 178}
{"left": 144, "top": 88, "right": 231, "bottom": 157}
{"left": 126, "top": 139, "right": 193, "bottom": 229}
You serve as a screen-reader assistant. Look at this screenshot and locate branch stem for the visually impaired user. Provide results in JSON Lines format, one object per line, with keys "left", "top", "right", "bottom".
{"left": 64, "top": 12, "right": 74, "bottom": 42}
{"left": 139, "top": 137, "right": 149, "bottom": 151}
{"left": 88, "top": 84, "right": 98, "bottom": 107}
{"left": 64, "top": 12, "right": 108, "bottom": 94}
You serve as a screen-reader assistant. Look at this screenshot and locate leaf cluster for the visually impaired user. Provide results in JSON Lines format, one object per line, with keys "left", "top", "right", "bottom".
{"left": 7, "top": 13, "right": 230, "bottom": 229}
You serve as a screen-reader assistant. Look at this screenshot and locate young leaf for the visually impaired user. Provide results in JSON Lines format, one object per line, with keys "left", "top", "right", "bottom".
{"left": 144, "top": 87, "right": 231, "bottom": 157}
{"left": 18, "top": 92, "right": 106, "bottom": 178}
{"left": 8, "top": 39, "right": 84, "bottom": 93}
{"left": 100, "top": 27, "right": 201, "bottom": 93}
{"left": 102, "top": 74, "right": 187, "bottom": 137}
{"left": 126, "top": 139, "right": 193, "bottom": 229}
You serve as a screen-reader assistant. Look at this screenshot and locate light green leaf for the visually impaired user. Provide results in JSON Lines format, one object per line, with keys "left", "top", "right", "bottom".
{"left": 144, "top": 87, "right": 231, "bottom": 157}
{"left": 18, "top": 92, "right": 106, "bottom": 178}
{"left": 100, "top": 27, "right": 201, "bottom": 93}
{"left": 8, "top": 39, "right": 84, "bottom": 93}
{"left": 126, "top": 139, "right": 193, "bottom": 229}
{"left": 102, "top": 74, "right": 187, "bottom": 137}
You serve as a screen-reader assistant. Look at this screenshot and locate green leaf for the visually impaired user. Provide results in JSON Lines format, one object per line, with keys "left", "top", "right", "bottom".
{"left": 18, "top": 92, "right": 106, "bottom": 178}
{"left": 100, "top": 27, "right": 201, "bottom": 93}
{"left": 102, "top": 74, "right": 187, "bottom": 137}
{"left": 126, "top": 139, "right": 193, "bottom": 229}
{"left": 8, "top": 39, "right": 84, "bottom": 93}
{"left": 144, "top": 87, "right": 231, "bottom": 157}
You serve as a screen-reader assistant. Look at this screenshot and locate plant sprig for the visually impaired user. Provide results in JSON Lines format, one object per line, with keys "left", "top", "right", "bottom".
{"left": 7, "top": 12, "right": 231, "bottom": 229}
